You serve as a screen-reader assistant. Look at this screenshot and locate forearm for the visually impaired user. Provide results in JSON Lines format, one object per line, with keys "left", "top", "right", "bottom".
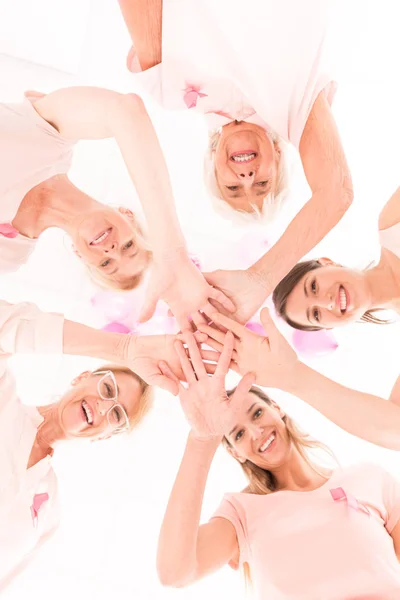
{"left": 110, "top": 95, "right": 187, "bottom": 256}
{"left": 284, "top": 363, "right": 400, "bottom": 450}
{"left": 157, "top": 433, "right": 219, "bottom": 586}
{"left": 63, "top": 320, "right": 129, "bottom": 363}
{"left": 118, "top": 0, "right": 162, "bottom": 70}
{"left": 250, "top": 185, "right": 352, "bottom": 293}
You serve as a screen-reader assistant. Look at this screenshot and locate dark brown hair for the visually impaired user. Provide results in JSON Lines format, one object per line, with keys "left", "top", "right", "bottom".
{"left": 272, "top": 260, "right": 390, "bottom": 331}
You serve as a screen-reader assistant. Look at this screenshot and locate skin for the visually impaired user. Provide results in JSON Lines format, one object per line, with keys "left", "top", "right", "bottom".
{"left": 157, "top": 335, "right": 333, "bottom": 587}
{"left": 13, "top": 174, "right": 149, "bottom": 284}
{"left": 213, "top": 122, "right": 281, "bottom": 212}
{"left": 29, "top": 369, "right": 142, "bottom": 468}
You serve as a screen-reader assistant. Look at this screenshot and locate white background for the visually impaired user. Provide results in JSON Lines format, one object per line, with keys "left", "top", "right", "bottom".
{"left": 1, "top": 1, "right": 400, "bottom": 598}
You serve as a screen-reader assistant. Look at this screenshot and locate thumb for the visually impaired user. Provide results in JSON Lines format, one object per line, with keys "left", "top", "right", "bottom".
{"left": 260, "top": 307, "right": 277, "bottom": 337}
{"left": 139, "top": 289, "right": 159, "bottom": 323}
{"left": 202, "top": 271, "right": 216, "bottom": 285}
{"left": 235, "top": 372, "right": 256, "bottom": 397}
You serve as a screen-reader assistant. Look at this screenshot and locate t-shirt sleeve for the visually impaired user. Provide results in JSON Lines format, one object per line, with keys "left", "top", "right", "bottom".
{"left": 211, "top": 495, "right": 250, "bottom": 569}
{"left": 0, "top": 300, "right": 64, "bottom": 368}
{"left": 381, "top": 467, "right": 400, "bottom": 533}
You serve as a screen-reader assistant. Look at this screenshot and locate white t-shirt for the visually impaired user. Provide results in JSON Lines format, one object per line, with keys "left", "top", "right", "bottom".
{"left": 0, "top": 300, "right": 64, "bottom": 592}
{"left": 0, "top": 97, "right": 74, "bottom": 274}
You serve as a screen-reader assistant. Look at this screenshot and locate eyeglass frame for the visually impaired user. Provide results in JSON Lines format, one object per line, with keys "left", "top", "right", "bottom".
{"left": 94, "top": 370, "right": 130, "bottom": 435}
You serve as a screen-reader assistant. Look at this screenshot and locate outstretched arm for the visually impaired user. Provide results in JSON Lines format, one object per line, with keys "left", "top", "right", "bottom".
{"left": 118, "top": 0, "right": 162, "bottom": 71}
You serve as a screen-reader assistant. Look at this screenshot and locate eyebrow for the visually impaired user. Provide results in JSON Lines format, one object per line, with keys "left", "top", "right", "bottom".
{"left": 228, "top": 403, "right": 257, "bottom": 437}
{"left": 116, "top": 384, "right": 128, "bottom": 415}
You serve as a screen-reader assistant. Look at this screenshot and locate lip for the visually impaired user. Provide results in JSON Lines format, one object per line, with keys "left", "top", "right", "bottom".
{"left": 337, "top": 285, "right": 350, "bottom": 315}
{"left": 90, "top": 227, "right": 112, "bottom": 247}
{"left": 257, "top": 430, "right": 277, "bottom": 454}
{"left": 230, "top": 150, "right": 257, "bottom": 164}
{"left": 81, "top": 399, "right": 96, "bottom": 426}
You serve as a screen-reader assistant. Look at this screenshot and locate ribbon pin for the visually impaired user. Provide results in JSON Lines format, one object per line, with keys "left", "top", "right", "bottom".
{"left": 0, "top": 223, "right": 19, "bottom": 238}
{"left": 330, "top": 487, "right": 370, "bottom": 516}
{"left": 183, "top": 85, "right": 208, "bottom": 109}
{"left": 31, "top": 492, "right": 49, "bottom": 527}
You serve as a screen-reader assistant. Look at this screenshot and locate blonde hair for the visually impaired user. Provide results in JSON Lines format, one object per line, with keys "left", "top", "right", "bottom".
{"left": 204, "top": 129, "right": 294, "bottom": 227}
{"left": 91, "top": 364, "right": 153, "bottom": 431}
{"left": 223, "top": 386, "right": 337, "bottom": 588}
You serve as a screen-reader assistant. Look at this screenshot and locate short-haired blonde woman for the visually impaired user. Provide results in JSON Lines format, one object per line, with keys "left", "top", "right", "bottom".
{"left": 119, "top": 0, "right": 353, "bottom": 325}
{"left": 157, "top": 333, "right": 400, "bottom": 599}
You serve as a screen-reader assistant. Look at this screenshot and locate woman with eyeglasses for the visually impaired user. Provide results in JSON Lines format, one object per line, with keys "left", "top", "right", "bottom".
{"left": 157, "top": 332, "right": 400, "bottom": 599}
{"left": 0, "top": 87, "right": 233, "bottom": 330}
{"left": 118, "top": 0, "right": 354, "bottom": 325}
{"left": 0, "top": 296, "right": 206, "bottom": 592}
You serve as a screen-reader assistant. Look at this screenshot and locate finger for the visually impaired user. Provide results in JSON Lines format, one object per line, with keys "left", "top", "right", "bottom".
{"left": 215, "top": 331, "right": 235, "bottom": 377}
{"left": 151, "top": 366, "right": 180, "bottom": 396}
{"left": 229, "top": 360, "right": 241, "bottom": 374}
{"left": 260, "top": 308, "right": 278, "bottom": 341}
{"left": 158, "top": 360, "right": 180, "bottom": 384}
{"left": 138, "top": 291, "right": 159, "bottom": 323}
{"left": 197, "top": 323, "right": 226, "bottom": 344}
{"left": 234, "top": 372, "right": 256, "bottom": 397}
{"left": 192, "top": 311, "right": 208, "bottom": 328}
{"left": 202, "top": 337, "right": 224, "bottom": 353}
{"left": 211, "top": 312, "right": 245, "bottom": 338}
{"left": 204, "top": 362, "right": 218, "bottom": 375}
{"left": 174, "top": 340, "right": 197, "bottom": 384}
{"left": 200, "top": 349, "right": 221, "bottom": 362}
{"left": 209, "top": 288, "right": 236, "bottom": 312}
{"left": 176, "top": 313, "right": 194, "bottom": 333}
{"left": 176, "top": 331, "right": 208, "bottom": 344}
{"left": 185, "top": 332, "right": 207, "bottom": 379}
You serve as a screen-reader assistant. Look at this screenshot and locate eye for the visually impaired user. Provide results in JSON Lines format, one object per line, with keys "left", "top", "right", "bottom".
{"left": 235, "top": 429, "right": 244, "bottom": 442}
{"left": 255, "top": 181, "right": 268, "bottom": 187}
{"left": 312, "top": 308, "right": 320, "bottom": 323}
{"left": 311, "top": 279, "right": 317, "bottom": 294}
{"left": 100, "top": 259, "right": 111, "bottom": 269}
{"left": 226, "top": 185, "right": 239, "bottom": 191}
{"left": 123, "top": 240, "right": 134, "bottom": 251}
{"left": 102, "top": 382, "right": 114, "bottom": 399}
{"left": 253, "top": 408, "right": 263, "bottom": 419}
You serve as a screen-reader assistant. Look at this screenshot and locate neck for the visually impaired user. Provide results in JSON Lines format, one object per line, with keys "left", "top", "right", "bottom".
{"left": 364, "top": 250, "right": 400, "bottom": 309}
{"left": 36, "top": 403, "right": 67, "bottom": 450}
{"left": 271, "top": 448, "right": 330, "bottom": 492}
{"left": 14, "top": 174, "right": 101, "bottom": 238}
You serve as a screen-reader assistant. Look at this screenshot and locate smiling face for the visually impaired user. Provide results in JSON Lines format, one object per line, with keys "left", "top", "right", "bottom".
{"left": 71, "top": 207, "right": 150, "bottom": 287}
{"left": 213, "top": 122, "right": 280, "bottom": 212}
{"left": 284, "top": 260, "right": 372, "bottom": 329}
{"left": 56, "top": 369, "right": 144, "bottom": 441}
{"left": 225, "top": 391, "right": 291, "bottom": 470}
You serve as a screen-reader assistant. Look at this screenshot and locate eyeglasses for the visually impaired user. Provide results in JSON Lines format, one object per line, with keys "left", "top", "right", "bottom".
{"left": 95, "top": 370, "right": 130, "bottom": 435}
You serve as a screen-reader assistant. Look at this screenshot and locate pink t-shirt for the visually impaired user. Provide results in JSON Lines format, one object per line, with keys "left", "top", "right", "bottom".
{"left": 212, "top": 463, "right": 400, "bottom": 599}
{"left": 0, "top": 96, "right": 74, "bottom": 274}
{"left": 132, "top": 0, "right": 337, "bottom": 146}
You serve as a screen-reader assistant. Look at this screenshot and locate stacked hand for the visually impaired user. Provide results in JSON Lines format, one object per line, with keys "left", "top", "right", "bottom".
{"left": 202, "top": 268, "right": 269, "bottom": 324}
{"left": 159, "top": 331, "right": 255, "bottom": 440}
{"left": 139, "top": 253, "right": 236, "bottom": 332}
{"left": 198, "top": 308, "right": 300, "bottom": 390}
{"left": 124, "top": 332, "right": 214, "bottom": 396}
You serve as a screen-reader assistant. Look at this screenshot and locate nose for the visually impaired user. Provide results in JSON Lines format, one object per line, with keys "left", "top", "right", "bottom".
{"left": 103, "top": 242, "right": 117, "bottom": 255}
{"left": 238, "top": 170, "right": 255, "bottom": 180}
{"left": 319, "top": 294, "right": 334, "bottom": 311}
{"left": 96, "top": 397, "right": 112, "bottom": 416}
{"left": 248, "top": 424, "right": 264, "bottom": 440}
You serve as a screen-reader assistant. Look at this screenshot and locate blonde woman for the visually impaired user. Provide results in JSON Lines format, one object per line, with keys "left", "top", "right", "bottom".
{"left": 119, "top": 0, "right": 353, "bottom": 324}
{"left": 157, "top": 333, "right": 400, "bottom": 599}
{"left": 1, "top": 87, "right": 234, "bottom": 329}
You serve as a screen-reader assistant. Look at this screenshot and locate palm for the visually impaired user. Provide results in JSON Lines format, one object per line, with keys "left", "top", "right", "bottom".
{"left": 203, "top": 269, "right": 267, "bottom": 324}
{"left": 141, "top": 257, "right": 235, "bottom": 330}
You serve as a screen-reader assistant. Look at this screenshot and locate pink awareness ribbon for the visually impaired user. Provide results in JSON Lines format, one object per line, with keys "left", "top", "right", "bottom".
{"left": 31, "top": 492, "right": 49, "bottom": 527}
{"left": 183, "top": 84, "right": 208, "bottom": 109}
{"left": 330, "top": 487, "right": 370, "bottom": 516}
{"left": 0, "top": 223, "right": 19, "bottom": 238}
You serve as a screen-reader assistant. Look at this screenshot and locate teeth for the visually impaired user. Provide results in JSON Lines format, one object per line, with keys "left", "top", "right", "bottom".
{"left": 91, "top": 229, "right": 109, "bottom": 245}
{"left": 259, "top": 433, "right": 275, "bottom": 452}
{"left": 232, "top": 153, "right": 256, "bottom": 163}
{"left": 339, "top": 287, "right": 347, "bottom": 312}
{"left": 82, "top": 400, "right": 93, "bottom": 425}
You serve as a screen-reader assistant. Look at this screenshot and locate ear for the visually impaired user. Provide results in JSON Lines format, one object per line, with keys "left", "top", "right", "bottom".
{"left": 317, "top": 257, "right": 336, "bottom": 267}
{"left": 226, "top": 444, "right": 246, "bottom": 464}
{"left": 71, "top": 371, "right": 91, "bottom": 386}
{"left": 273, "top": 139, "right": 281, "bottom": 157}
{"left": 118, "top": 207, "right": 135, "bottom": 219}
{"left": 268, "top": 399, "right": 285, "bottom": 419}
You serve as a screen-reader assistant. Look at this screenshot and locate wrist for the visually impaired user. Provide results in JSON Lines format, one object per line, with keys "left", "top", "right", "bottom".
{"left": 188, "top": 431, "right": 221, "bottom": 452}
{"left": 280, "top": 361, "right": 308, "bottom": 394}
{"left": 153, "top": 245, "right": 188, "bottom": 264}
